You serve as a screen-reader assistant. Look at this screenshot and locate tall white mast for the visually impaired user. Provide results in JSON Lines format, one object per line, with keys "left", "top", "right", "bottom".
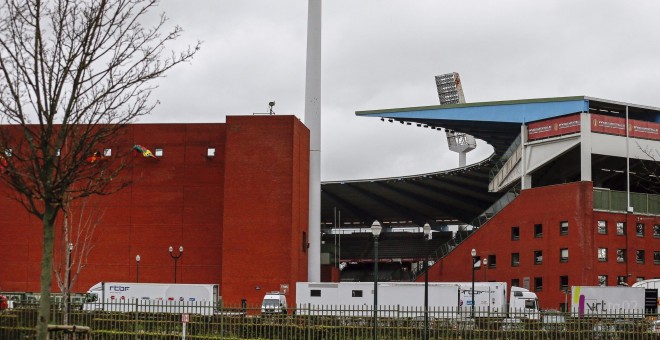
{"left": 305, "top": 0, "right": 322, "bottom": 282}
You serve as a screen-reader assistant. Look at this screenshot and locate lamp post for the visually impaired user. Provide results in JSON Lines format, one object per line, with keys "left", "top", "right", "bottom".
{"left": 422, "top": 223, "right": 431, "bottom": 340}
{"left": 66, "top": 242, "right": 73, "bottom": 325}
{"left": 482, "top": 257, "right": 488, "bottom": 281}
{"left": 136, "top": 255, "right": 141, "bottom": 283}
{"left": 371, "top": 221, "right": 382, "bottom": 340}
{"left": 471, "top": 248, "right": 476, "bottom": 318}
{"left": 169, "top": 245, "right": 184, "bottom": 283}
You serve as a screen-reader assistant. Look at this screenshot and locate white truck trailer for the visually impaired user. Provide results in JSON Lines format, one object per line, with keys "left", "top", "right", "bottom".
{"left": 294, "top": 282, "right": 540, "bottom": 320}
{"left": 571, "top": 286, "right": 647, "bottom": 318}
{"left": 83, "top": 282, "right": 219, "bottom": 315}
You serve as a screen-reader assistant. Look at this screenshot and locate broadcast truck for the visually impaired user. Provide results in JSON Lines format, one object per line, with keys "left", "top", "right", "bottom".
{"left": 83, "top": 282, "right": 219, "bottom": 315}
{"left": 571, "top": 286, "right": 648, "bottom": 318}
{"left": 293, "top": 281, "right": 540, "bottom": 320}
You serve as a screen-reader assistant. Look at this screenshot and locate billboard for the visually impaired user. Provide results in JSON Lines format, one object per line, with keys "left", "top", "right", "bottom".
{"left": 527, "top": 114, "right": 581, "bottom": 141}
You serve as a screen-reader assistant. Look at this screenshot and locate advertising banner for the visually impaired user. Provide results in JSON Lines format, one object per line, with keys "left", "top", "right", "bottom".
{"left": 591, "top": 114, "right": 660, "bottom": 141}
{"left": 527, "top": 114, "right": 581, "bottom": 141}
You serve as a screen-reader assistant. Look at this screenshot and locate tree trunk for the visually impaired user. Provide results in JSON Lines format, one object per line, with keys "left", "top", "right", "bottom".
{"left": 37, "top": 204, "right": 57, "bottom": 340}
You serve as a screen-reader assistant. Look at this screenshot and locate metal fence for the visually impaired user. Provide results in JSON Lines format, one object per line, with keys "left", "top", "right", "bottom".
{"left": 1, "top": 301, "right": 659, "bottom": 339}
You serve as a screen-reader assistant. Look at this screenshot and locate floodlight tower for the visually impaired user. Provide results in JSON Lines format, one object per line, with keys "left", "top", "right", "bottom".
{"left": 435, "top": 72, "right": 476, "bottom": 167}
{"left": 305, "top": 0, "right": 322, "bottom": 282}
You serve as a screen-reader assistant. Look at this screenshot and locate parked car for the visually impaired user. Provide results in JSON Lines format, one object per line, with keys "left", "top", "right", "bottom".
{"left": 501, "top": 318, "right": 525, "bottom": 331}
{"left": 649, "top": 319, "right": 660, "bottom": 334}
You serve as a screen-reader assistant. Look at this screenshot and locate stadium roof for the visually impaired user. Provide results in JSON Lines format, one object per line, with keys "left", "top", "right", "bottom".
{"left": 320, "top": 96, "right": 660, "bottom": 229}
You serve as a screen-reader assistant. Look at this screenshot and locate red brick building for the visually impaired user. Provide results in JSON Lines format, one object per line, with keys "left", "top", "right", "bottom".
{"left": 0, "top": 115, "right": 309, "bottom": 306}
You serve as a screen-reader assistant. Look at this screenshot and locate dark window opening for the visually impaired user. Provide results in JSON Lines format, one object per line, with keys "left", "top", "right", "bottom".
{"left": 534, "top": 224, "right": 543, "bottom": 238}
{"left": 511, "top": 226, "right": 520, "bottom": 240}
{"left": 310, "top": 290, "right": 321, "bottom": 297}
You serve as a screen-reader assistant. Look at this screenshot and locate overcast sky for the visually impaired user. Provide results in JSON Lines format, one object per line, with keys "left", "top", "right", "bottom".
{"left": 143, "top": 1, "right": 660, "bottom": 181}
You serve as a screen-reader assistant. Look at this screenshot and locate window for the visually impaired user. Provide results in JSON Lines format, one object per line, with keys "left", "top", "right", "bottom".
{"left": 598, "top": 275, "right": 608, "bottom": 286}
{"left": 560, "top": 276, "right": 569, "bottom": 291}
{"left": 636, "top": 223, "right": 645, "bottom": 237}
{"left": 487, "top": 254, "right": 497, "bottom": 269}
{"left": 654, "top": 225, "right": 660, "bottom": 238}
{"left": 617, "top": 276, "right": 628, "bottom": 286}
{"left": 560, "top": 221, "right": 568, "bottom": 235}
{"left": 352, "top": 290, "right": 363, "bottom": 297}
{"left": 534, "top": 250, "right": 543, "bottom": 265}
{"left": 512, "top": 278, "right": 520, "bottom": 287}
{"left": 103, "top": 148, "right": 112, "bottom": 157}
{"left": 511, "top": 226, "right": 520, "bottom": 240}
{"left": 616, "top": 222, "right": 626, "bottom": 235}
{"left": 534, "top": 277, "right": 543, "bottom": 291}
{"left": 302, "top": 232, "right": 307, "bottom": 253}
{"left": 560, "top": 248, "right": 569, "bottom": 263}
{"left": 310, "top": 290, "right": 321, "bottom": 297}
{"left": 534, "top": 224, "right": 543, "bottom": 238}
{"left": 598, "top": 248, "right": 608, "bottom": 262}
{"left": 616, "top": 249, "right": 626, "bottom": 263}
{"left": 207, "top": 147, "right": 216, "bottom": 157}
{"left": 636, "top": 250, "right": 645, "bottom": 264}
{"left": 655, "top": 251, "right": 660, "bottom": 264}
{"left": 473, "top": 256, "right": 481, "bottom": 268}
{"left": 598, "top": 220, "right": 607, "bottom": 234}
{"left": 560, "top": 303, "right": 567, "bottom": 313}
{"left": 511, "top": 253, "right": 520, "bottom": 267}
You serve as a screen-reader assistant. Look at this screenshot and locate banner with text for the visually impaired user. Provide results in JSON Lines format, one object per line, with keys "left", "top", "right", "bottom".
{"left": 527, "top": 114, "right": 581, "bottom": 141}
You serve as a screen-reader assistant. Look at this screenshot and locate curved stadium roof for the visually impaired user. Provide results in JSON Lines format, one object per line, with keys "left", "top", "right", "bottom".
{"left": 320, "top": 96, "right": 660, "bottom": 229}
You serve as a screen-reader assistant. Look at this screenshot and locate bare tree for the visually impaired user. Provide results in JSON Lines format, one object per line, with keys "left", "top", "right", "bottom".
{"left": 0, "top": 0, "right": 200, "bottom": 338}
{"left": 53, "top": 197, "right": 104, "bottom": 325}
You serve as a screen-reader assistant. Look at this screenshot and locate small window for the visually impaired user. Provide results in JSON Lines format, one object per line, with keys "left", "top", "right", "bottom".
{"left": 511, "top": 278, "right": 520, "bottom": 288}
{"left": 598, "top": 220, "right": 607, "bottom": 234}
{"left": 654, "top": 225, "right": 660, "bottom": 238}
{"left": 511, "top": 253, "right": 520, "bottom": 267}
{"left": 598, "top": 248, "right": 608, "bottom": 262}
{"left": 534, "top": 277, "right": 543, "bottom": 291}
{"left": 559, "top": 276, "right": 569, "bottom": 291}
{"left": 534, "top": 250, "right": 543, "bottom": 265}
{"left": 617, "top": 276, "right": 628, "bottom": 286}
{"left": 598, "top": 275, "right": 608, "bottom": 286}
{"left": 560, "top": 221, "right": 568, "bottom": 236}
{"left": 636, "top": 250, "right": 645, "bottom": 264}
{"left": 560, "top": 303, "right": 567, "bottom": 312}
{"left": 302, "top": 231, "right": 307, "bottom": 253}
{"left": 654, "top": 251, "right": 660, "bottom": 264}
{"left": 511, "top": 226, "right": 520, "bottom": 240}
{"left": 310, "top": 290, "right": 321, "bottom": 297}
{"left": 616, "top": 222, "right": 626, "bottom": 235}
{"left": 560, "top": 248, "right": 569, "bottom": 263}
{"left": 103, "top": 148, "right": 112, "bottom": 157}
{"left": 487, "top": 255, "right": 496, "bottom": 269}
{"left": 616, "top": 249, "right": 626, "bottom": 263}
{"left": 534, "top": 224, "right": 543, "bottom": 238}
{"left": 207, "top": 147, "right": 216, "bottom": 157}
{"left": 352, "top": 290, "right": 363, "bottom": 297}
{"left": 636, "top": 223, "right": 645, "bottom": 237}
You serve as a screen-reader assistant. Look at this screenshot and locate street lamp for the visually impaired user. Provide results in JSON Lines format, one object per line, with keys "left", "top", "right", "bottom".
{"left": 471, "top": 248, "right": 477, "bottom": 318}
{"left": 422, "top": 223, "right": 432, "bottom": 340}
{"left": 371, "top": 220, "right": 382, "bottom": 340}
{"left": 136, "top": 255, "right": 141, "bottom": 283}
{"left": 66, "top": 242, "right": 73, "bottom": 325}
{"left": 482, "top": 257, "right": 488, "bottom": 281}
{"left": 169, "top": 245, "right": 184, "bottom": 283}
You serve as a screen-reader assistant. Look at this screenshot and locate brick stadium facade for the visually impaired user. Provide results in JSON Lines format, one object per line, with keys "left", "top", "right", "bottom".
{"left": 0, "top": 115, "right": 309, "bottom": 306}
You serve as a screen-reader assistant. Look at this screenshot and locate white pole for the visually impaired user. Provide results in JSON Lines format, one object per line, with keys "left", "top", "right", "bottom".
{"left": 305, "top": 0, "right": 322, "bottom": 282}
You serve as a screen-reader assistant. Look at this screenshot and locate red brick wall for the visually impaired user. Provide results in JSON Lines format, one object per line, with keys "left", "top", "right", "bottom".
{"left": 425, "top": 182, "right": 595, "bottom": 310}
{"left": 221, "top": 116, "right": 309, "bottom": 307}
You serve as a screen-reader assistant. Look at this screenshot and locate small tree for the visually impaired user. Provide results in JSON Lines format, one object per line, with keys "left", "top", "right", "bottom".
{"left": 0, "top": 1, "right": 200, "bottom": 338}
{"left": 53, "top": 197, "right": 104, "bottom": 325}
